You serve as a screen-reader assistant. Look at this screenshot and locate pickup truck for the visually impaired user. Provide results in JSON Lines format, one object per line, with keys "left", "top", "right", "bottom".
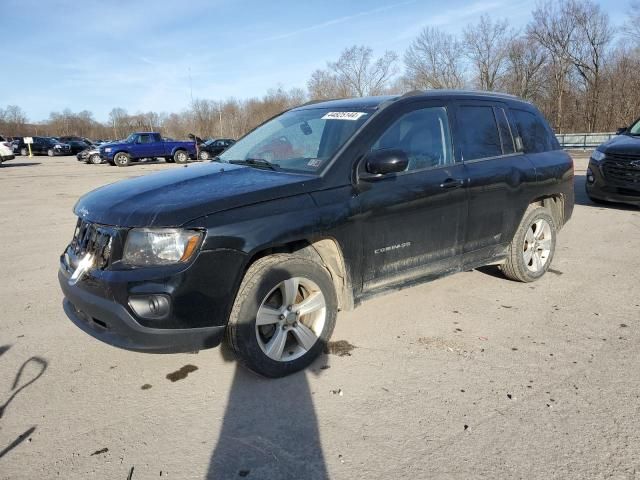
{"left": 60, "top": 91, "right": 573, "bottom": 378}
{"left": 100, "top": 132, "right": 197, "bottom": 167}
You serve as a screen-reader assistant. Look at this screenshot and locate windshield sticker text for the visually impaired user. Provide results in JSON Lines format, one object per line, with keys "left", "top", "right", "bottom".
{"left": 321, "top": 112, "right": 367, "bottom": 121}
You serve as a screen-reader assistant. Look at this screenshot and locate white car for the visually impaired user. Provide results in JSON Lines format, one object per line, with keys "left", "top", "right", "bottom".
{"left": 0, "top": 142, "right": 15, "bottom": 165}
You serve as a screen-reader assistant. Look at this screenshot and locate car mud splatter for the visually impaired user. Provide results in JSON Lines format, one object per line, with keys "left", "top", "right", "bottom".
{"left": 166, "top": 364, "right": 198, "bottom": 382}
{"left": 324, "top": 340, "right": 356, "bottom": 357}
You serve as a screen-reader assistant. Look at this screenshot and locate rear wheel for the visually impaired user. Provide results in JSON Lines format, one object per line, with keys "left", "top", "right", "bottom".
{"left": 225, "top": 254, "right": 337, "bottom": 377}
{"left": 20, "top": 148, "right": 27, "bottom": 156}
{"left": 500, "top": 206, "right": 556, "bottom": 282}
{"left": 113, "top": 152, "right": 130, "bottom": 167}
{"left": 174, "top": 150, "right": 188, "bottom": 164}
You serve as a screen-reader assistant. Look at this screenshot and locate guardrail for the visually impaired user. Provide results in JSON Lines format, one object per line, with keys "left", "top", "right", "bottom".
{"left": 556, "top": 132, "right": 616, "bottom": 150}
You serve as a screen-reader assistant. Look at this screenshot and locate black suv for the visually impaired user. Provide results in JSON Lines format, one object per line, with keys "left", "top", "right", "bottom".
{"left": 59, "top": 91, "right": 573, "bottom": 377}
{"left": 586, "top": 118, "right": 640, "bottom": 207}
{"left": 18, "top": 136, "right": 72, "bottom": 156}
{"left": 198, "top": 138, "right": 235, "bottom": 160}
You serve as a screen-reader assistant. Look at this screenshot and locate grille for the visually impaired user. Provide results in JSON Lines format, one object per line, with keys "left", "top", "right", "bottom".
{"left": 70, "top": 218, "right": 113, "bottom": 269}
{"left": 602, "top": 156, "right": 640, "bottom": 186}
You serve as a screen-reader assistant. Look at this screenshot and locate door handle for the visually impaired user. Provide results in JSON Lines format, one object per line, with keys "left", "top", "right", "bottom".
{"left": 439, "top": 178, "right": 465, "bottom": 189}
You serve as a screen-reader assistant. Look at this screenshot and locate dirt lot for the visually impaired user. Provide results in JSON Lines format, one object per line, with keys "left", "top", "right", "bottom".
{"left": 0, "top": 153, "right": 639, "bottom": 479}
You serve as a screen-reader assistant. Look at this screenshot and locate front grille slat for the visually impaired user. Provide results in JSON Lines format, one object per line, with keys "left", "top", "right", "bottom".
{"left": 602, "top": 157, "right": 640, "bottom": 186}
{"left": 71, "top": 219, "right": 115, "bottom": 269}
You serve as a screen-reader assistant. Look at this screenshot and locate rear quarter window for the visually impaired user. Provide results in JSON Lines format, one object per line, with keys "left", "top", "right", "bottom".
{"left": 511, "top": 109, "right": 556, "bottom": 153}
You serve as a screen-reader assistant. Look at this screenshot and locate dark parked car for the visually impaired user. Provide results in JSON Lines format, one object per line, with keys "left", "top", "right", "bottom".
{"left": 198, "top": 138, "right": 235, "bottom": 160}
{"left": 586, "top": 118, "right": 640, "bottom": 207}
{"left": 59, "top": 91, "right": 573, "bottom": 377}
{"left": 65, "top": 140, "right": 93, "bottom": 154}
{"left": 77, "top": 146, "right": 102, "bottom": 164}
{"left": 18, "top": 136, "right": 71, "bottom": 156}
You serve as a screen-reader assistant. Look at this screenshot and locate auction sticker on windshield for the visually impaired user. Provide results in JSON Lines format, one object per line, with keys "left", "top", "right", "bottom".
{"left": 321, "top": 112, "right": 367, "bottom": 121}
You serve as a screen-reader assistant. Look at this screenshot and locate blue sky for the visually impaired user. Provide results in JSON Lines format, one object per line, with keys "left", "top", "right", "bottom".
{"left": 1, "top": 0, "right": 627, "bottom": 122}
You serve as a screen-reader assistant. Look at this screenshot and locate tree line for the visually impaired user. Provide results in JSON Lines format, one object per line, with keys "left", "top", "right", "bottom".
{"left": 1, "top": 0, "right": 638, "bottom": 141}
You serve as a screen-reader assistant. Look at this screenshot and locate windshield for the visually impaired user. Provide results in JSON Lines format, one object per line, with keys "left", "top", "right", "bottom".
{"left": 629, "top": 119, "right": 640, "bottom": 135}
{"left": 218, "top": 108, "right": 371, "bottom": 173}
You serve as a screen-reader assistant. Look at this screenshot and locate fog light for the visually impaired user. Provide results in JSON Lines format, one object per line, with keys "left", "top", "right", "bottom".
{"left": 586, "top": 168, "right": 595, "bottom": 184}
{"left": 129, "top": 294, "right": 171, "bottom": 320}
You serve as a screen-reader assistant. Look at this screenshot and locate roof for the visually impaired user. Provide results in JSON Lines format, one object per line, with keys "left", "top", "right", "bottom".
{"left": 294, "top": 89, "right": 527, "bottom": 112}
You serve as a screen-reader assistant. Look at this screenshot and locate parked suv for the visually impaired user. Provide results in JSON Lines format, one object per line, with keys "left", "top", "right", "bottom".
{"left": 59, "top": 91, "right": 573, "bottom": 377}
{"left": 586, "top": 118, "right": 640, "bottom": 206}
{"left": 24, "top": 137, "right": 72, "bottom": 156}
{"left": 198, "top": 138, "right": 235, "bottom": 160}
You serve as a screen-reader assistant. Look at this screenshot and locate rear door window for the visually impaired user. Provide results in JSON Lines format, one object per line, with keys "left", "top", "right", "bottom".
{"left": 511, "top": 109, "right": 552, "bottom": 153}
{"left": 457, "top": 105, "right": 502, "bottom": 161}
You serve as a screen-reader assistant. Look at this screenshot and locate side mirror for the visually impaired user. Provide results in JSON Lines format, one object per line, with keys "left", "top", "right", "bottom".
{"left": 363, "top": 149, "right": 408, "bottom": 177}
{"left": 616, "top": 127, "right": 627, "bottom": 135}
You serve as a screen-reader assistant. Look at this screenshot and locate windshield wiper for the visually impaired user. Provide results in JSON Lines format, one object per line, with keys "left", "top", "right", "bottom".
{"left": 228, "top": 158, "right": 280, "bottom": 171}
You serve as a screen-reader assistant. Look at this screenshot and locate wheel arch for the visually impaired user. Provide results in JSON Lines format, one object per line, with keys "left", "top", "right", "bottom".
{"left": 242, "top": 237, "right": 354, "bottom": 312}
{"left": 528, "top": 194, "right": 566, "bottom": 230}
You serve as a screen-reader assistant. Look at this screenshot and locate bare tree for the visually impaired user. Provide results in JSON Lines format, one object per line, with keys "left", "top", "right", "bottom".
{"left": 0, "top": 105, "right": 28, "bottom": 136}
{"left": 463, "top": 15, "right": 513, "bottom": 91}
{"left": 566, "top": 0, "right": 613, "bottom": 131}
{"left": 528, "top": 1, "right": 577, "bottom": 132}
{"left": 307, "top": 69, "right": 350, "bottom": 100}
{"left": 404, "top": 27, "right": 466, "bottom": 89}
{"left": 502, "top": 36, "right": 547, "bottom": 100}
{"left": 328, "top": 46, "right": 399, "bottom": 97}
{"left": 624, "top": 1, "right": 640, "bottom": 41}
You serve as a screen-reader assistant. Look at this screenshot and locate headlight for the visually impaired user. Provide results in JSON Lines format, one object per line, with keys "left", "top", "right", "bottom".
{"left": 591, "top": 150, "right": 605, "bottom": 162}
{"left": 104, "top": 147, "right": 112, "bottom": 152}
{"left": 123, "top": 228, "right": 203, "bottom": 266}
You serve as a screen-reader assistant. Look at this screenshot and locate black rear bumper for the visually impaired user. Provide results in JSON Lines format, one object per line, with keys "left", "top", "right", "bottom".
{"left": 59, "top": 270, "right": 225, "bottom": 353}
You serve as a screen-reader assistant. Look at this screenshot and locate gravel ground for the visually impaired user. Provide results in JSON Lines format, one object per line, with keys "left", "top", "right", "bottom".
{"left": 0, "top": 153, "right": 639, "bottom": 479}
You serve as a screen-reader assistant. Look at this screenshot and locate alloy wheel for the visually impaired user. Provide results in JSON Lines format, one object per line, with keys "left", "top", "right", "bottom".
{"left": 523, "top": 219, "right": 552, "bottom": 272}
{"left": 255, "top": 277, "right": 326, "bottom": 362}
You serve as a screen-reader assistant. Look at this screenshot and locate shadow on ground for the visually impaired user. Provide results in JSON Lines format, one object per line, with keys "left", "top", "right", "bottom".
{"left": 0, "top": 347, "right": 48, "bottom": 461}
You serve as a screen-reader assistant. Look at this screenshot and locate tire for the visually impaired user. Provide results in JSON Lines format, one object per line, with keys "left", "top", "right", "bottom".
{"left": 173, "top": 149, "right": 188, "bottom": 164}
{"left": 113, "top": 152, "right": 130, "bottom": 167}
{"left": 20, "top": 148, "right": 27, "bottom": 156}
{"left": 47, "top": 149, "right": 54, "bottom": 157}
{"left": 199, "top": 150, "right": 210, "bottom": 161}
{"left": 500, "top": 206, "right": 556, "bottom": 282}
{"left": 89, "top": 154, "right": 102, "bottom": 165}
{"left": 226, "top": 254, "right": 337, "bottom": 378}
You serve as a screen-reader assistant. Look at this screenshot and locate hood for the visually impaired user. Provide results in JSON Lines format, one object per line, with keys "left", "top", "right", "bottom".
{"left": 599, "top": 134, "right": 640, "bottom": 156}
{"left": 74, "top": 162, "right": 317, "bottom": 227}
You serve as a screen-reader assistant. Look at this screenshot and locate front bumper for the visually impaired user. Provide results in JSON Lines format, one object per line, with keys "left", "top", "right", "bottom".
{"left": 1, "top": 154, "right": 15, "bottom": 161}
{"left": 586, "top": 160, "right": 640, "bottom": 207}
{"left": 59, "top": 269, "right": 226, "bottom": 353}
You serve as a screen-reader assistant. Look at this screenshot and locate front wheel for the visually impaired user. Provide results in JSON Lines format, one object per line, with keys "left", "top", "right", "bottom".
{"left": 225, "top": 255, "right": 337, "bottom": 378}
{"left": 198, "top": 150, "right": 210, "bottom": 161}
{"left": 173, "top": 150, "right": 188, "bottom": 164}
{"left": 500, "top": 206, "right": 556, "bottom": 282}
{"left": 89, "top": 154, "right": 102, "bottom": 165}
{"left": 20, "top": 148, "right": 28, "bottom": 156}
{"left": 47, "top": 149, "right": 54, "bottom": 157}
{"left": 113, "top": 152, "right": 130, "bottom": 167}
